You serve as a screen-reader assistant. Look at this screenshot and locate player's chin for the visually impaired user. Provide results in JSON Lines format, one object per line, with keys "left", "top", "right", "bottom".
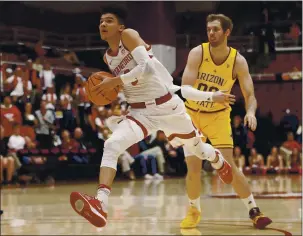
{"left": 100, "top": 34, "right": 108, "bottom": 41}
{"left": 209, "top": 41, "right": 220, "bottom": 47}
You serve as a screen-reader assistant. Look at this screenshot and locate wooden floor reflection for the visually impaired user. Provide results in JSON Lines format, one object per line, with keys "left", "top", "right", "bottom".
{"left": 1, "top": 175, "right": 302, "bottom": 235}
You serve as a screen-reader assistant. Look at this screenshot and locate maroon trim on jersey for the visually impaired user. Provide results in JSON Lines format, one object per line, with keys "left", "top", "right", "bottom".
{"left": 126, "top": 115, "right": 148, "bottom": 138}
{"left": 209, "top": 43, "right": 231, "bottom": 66}
{"left": 106, "top": 48, "right": 119, "bottom": 57}
{"left": 167, "top": 130, "right": 196, "bottom": 142}
{"left": 146, "top": 44, "right": 152, "bottom": 51}
{"left": 232, "top": 51, "right": 238, "bottom": 80}
{"left": 129, "top": 92, "right": 172, "bottom": 109}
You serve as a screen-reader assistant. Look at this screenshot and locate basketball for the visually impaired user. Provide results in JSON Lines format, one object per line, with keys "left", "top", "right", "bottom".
{"left": 85, "top": 71, "right": 119, "bottom": 106}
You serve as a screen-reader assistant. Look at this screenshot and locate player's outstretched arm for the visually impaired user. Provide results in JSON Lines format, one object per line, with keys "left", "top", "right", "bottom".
{"left": 181, "top": 46, "right": 235, "bottom": 104}
{"left": 236, "top": 53, "right": 257, "bottom": 131}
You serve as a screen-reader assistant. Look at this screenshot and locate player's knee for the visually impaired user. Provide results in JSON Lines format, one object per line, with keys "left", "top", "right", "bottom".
{"left": 104, "top": 136, "right": 124, "bottom": 156}
{"left": 101, "top": 137, "right": 125, "bottom": 169}
{"left": 200, "top": 142, "right": 216, "bottom": 160}
{"left": 184, "top": 137, "right": 216, "bottom": 161}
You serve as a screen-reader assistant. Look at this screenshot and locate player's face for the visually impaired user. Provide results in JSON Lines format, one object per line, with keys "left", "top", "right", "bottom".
{"left": 99, "top": 13, "right": 124, "bottom": 41}
{"left": 207, "top": 20, "right": 230, "bottom": 47}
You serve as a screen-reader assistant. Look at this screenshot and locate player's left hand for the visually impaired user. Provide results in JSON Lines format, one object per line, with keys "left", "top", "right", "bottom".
{"left": 212, "top": 90, "right": 236, "bottom": 105}
{"left": 244, "top": 113, "right": 257, "bottom": 131}
{"left": 92, "top": 77, "right": 123, "bottom": 94}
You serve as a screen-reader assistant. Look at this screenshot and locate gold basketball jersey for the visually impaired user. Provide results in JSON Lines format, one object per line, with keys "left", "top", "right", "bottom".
{"left": 185, "top": 42, "right": 237, "bottom": 112}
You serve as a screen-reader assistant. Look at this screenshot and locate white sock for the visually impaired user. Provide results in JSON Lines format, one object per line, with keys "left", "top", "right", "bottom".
{"left": 211, "top": 151, "right": 224, "bottom": 170}
{"left": 241, "top": 194, "right": 257, "bottom": 211}
{"left": 96, "top": 185, "right": 111, "bottom": 212}
{"left": 188, "top": 197, "right": 201, "bottom": 212}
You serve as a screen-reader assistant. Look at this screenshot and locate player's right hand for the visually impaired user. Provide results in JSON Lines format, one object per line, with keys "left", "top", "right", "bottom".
{"left": 212, "top": 90, "right": 236, "bottom": 105}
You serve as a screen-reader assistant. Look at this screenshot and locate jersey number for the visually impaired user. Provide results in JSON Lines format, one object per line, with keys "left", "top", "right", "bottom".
{"left": 196, "top": 83, "right": 219, "bottom": 105}
{"left": 197, "top": 83, "right": 219, "bottom": 92}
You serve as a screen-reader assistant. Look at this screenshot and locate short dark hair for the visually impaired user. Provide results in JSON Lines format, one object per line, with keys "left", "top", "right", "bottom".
{"left": 100, "top": 5, "right": 127, "bottom": 24}
{"left": 206, "top": 14, "right": 233, "bottom": 33}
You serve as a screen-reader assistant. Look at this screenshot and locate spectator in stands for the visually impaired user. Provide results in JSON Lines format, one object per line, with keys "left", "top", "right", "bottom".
{"left": 248, "top": 148, "right": 264, "bottom": 168}
{"left": 58, "top": 130, "right": 79, "bottom": 162}
{"left": 118, "top": 151, "right": 136, "bottom": 180}
{"left": 0, "top": 66, "right": 13, "bottom": 97}
{"left": 150, "top": 130, "right": 185, "bottom": 175}
{"left": 232, "top": 116, "right": 248, "bottom": 154}
{"left": 35, "top": 101, "right": 56, "bottom": 148}
{"left": 247, "top": 147, "right": 265, "bottom": 175}
{"left": 138, "top": 136, "right": 165, "bottom": 176}
{"left": 51, "top": 130, "right": 62, "bottom": 147}
{"left": 23, "top": 103, "right": 38, "bottom": 128}
{"left": 32, "top": 58, "right": 43, "bottom": 73}
{"left": 5, "top": 67, "right": 32, "bottom": 105}
{"left": 7, "top": 124, "right": 25, "bottom": 170}
{"left": 0, "top": 125, "right": 15, "bottom": 185}
{"left": 233, "top": 146, "right": 246, "bottom": 172}
{"left": 280, "top": 109, "right": 299, "bottom": 136}
{"left": 266, "top": 146, "right": 284, "bottom": 174}
{"left": 289, "top": 148, "right": 302, "bottom": 174}
{"left": 34, "top": 40, "right": 46, "bottom": 59}
{"left": 280, "top": 131, "right": 302, "bottom": 166}
{"left": 74, "top": 127, "right": 91, "bottom": 150}
{"left": 0, "top": 96, "right": 22, "bottom": 141}
{"left": 42, "top": 85, "right": 57, "bottom": 111}
{"left": 73, "top": 74, "right": 90, "bottom": 129}
{"left": 60, "top": 83, "right": 74, "bottom": 131}
{"left": 282, "top": 131, "right": 302, "bottom": 152}
{"left": 24, "top": 59, "right": 40, "bottom": 102}
{"left": 135, "top": 153, "right": 162, "bottom": 180}
{"left": 72, "top": 127, "right": 89, "bottom": 164}
{"left": 61, "top": 130, "right": 79, "bottom": 150}
{"left": 39, "top": 62, "right": 55, "bottom": 94}
{"left": 288, "top": 22, "right": 301, "bottom": 46}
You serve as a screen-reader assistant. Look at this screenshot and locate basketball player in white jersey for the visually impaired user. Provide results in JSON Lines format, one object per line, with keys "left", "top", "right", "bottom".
{"left": 69, "top": 5, "right": 235, "bottom": 228}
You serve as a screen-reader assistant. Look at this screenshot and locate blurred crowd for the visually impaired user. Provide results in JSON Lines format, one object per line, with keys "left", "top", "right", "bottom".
{"left": 0, "top": 56, "right": 302, "bottom": 187}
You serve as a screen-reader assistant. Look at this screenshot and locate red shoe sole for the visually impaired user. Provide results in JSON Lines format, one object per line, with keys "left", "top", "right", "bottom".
{"left": 254, "top": 217, "right": 273, "bottom": 229}
{"left": 70, "top": 192, "right": 107, "bottom": 227}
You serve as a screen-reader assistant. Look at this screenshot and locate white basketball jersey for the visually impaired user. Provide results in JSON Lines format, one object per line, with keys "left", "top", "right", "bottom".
{"left": 105, "top": 40, "right": 179, "bottom": 103}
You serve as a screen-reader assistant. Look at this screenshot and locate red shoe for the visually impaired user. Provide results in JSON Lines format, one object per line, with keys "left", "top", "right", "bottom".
{"left": 70, "top": 192, "right": 107, "bottom": 227}
{"left": 249, "top": 207, "right": 272, "bottom": 229}
{"left": 215, "top": 150, "right": 233, "bottom": 184}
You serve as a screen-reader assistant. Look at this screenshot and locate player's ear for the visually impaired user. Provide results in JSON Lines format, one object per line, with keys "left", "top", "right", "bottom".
{"left": 225, "top": 29, "right": 231, "bottom": 37}
{"left": 119, "top": 24, "right": 125, "bottom": 32}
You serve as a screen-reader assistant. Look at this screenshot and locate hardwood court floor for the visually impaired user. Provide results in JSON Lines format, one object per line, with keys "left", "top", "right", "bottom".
{"left": 1, "top": 175, "right": 302, "bottom": 235}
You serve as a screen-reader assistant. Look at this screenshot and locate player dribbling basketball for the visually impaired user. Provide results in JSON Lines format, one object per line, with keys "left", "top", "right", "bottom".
{"left": 69, "top": 5, "right": 235, "bottom": 228}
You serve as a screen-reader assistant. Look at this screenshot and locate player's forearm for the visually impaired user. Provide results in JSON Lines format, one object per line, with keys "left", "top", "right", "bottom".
{"left": 181, "top": 85, "right": 213, "bottom": 101}
{"left": 120, "top": 46, "right": 153, "bottom": 84}
{"left": 245, "top": 95, "right": 257, "bottom": 115}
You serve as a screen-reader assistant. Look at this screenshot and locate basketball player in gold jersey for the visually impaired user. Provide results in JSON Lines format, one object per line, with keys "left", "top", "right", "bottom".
{"left": 180, "top": 14, "right": 272, "bottom": 229}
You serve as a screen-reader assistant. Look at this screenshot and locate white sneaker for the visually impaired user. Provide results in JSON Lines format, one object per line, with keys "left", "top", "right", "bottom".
{"left": 144, "top": 174, "right": 153, "bottom": 179}
{"left": 153, "top": 173, "right": 164, "bottom": 180}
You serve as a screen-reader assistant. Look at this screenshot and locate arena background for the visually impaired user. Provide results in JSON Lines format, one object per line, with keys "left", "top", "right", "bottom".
{"left": 0, "top": 1, "right": 302, "bottom": 235}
